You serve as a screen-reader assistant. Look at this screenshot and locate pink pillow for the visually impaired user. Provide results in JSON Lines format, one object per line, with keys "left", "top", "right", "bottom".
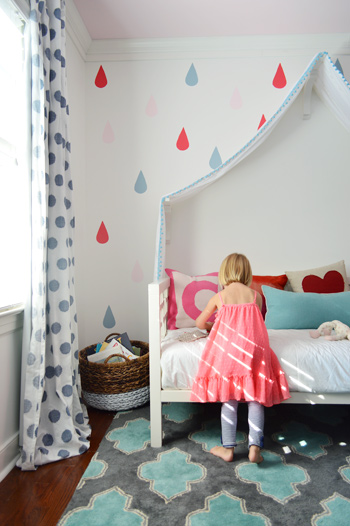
{"left": 165, "top": 269, "right": 219, "bottom": 329}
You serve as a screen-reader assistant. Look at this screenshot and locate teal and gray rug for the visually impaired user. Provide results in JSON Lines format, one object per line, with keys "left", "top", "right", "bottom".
{"left": 58, "top": 402, "right": 350, "bottom": 525}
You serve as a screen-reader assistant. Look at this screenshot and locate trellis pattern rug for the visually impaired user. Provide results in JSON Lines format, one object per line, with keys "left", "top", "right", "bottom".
{"left": 58, "top": 402, "right": 350, "bottom": 526}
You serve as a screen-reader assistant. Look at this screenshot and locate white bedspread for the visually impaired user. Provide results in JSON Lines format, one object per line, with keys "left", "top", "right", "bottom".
{"left": 160, "top": 328, "right": 350, "bottom": 393}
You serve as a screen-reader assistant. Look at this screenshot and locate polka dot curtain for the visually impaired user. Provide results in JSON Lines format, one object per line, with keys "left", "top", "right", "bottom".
{"left": 17, "top": 0, "right": 90, "bottom": 470}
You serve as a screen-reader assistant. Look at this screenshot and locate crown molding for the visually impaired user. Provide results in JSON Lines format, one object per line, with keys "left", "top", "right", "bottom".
{"left": 66, "top": 0, "right": 91, "bottom": 60}
{"left": 65, "top": 1, "right": 350, "bottom": 63}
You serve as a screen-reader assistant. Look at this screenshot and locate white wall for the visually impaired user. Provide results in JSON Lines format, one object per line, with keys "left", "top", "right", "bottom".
{"left": 0, "top": 310, "right": 23, "bottom": 480}
{"left": 167, "top": 90, "right": 350, "bottom": 277}
{"left": 66, "top": 33, "right": 350, "bottom": 348}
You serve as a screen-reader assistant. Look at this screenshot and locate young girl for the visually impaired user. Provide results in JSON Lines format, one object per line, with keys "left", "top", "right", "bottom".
{"left": 190, "top": 253, "right": 290, "bottom": 464}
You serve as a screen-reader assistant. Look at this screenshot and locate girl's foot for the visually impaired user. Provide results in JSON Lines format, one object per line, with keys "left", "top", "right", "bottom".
{"left": 249, "top": 445, "right": 264, "bottom": 464}
{"left": 210, "top": 446, "right": 234, "bottom": 462}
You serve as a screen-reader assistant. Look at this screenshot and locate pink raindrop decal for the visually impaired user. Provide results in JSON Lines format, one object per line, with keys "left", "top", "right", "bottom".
{"left": 230, "top": 87, "right": 243, "bottom": 109}
{"left": 146, "top": 95, "right": 158, "bottom": 117}
{"left": 95, "top": 65, "right": 108, "bottom": 88}
{"left": 134, "top": 171, "right": 147, "bottom": 194}
{"left": 102, "top": 121, "right": 115, "bottom": 143}
{"left": 103, "top": 305, "right": 116, "bottom": 329}
{"left": 258, "top": 114, "right": 266, "bottom": 130}
{"left": 176, "top": 128, "right": 189, "bottom": 151}
{"left": 272, "top": 63, "right": 287, "bottom": 89}
{"left": 96, "top": 221, "right": 109, "bottom": 244}
{"left": 132, "top": 260, "right": 144, "bottom": 283}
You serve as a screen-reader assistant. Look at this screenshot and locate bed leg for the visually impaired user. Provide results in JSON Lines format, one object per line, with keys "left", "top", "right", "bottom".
{"left": 150, "top": 394, "right": 162, "bottom": 447}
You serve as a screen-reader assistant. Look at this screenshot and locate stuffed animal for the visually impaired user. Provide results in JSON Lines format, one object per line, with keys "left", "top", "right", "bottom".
{"left": 310, "top": 320, "right": 350, "bottom": 341}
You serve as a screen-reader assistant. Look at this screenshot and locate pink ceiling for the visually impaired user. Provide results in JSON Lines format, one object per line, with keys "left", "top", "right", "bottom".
{"left": 72, "top": 0, "right": 350, "bottom": 40}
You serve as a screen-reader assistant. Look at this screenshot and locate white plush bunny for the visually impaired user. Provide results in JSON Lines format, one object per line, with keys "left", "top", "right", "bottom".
{"left": 310, "top": 320, "right": 350, "bottom": 341}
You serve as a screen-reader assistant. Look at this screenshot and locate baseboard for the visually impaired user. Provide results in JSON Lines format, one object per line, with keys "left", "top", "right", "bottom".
{"left": 0, "top": 433, "right": 20, "bottom": 483}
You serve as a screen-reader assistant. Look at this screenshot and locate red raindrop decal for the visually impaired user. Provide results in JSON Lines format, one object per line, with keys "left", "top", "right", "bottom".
{"left": 176, "top": 128, "right": 189, "bottom": 151}
{"left": 273, "top": 63, "right": 287, "bottom": 89}
{"left": 96, "top": 221, "right": 109, "bottom": 243}
{"left": 95, "top": 66, "right": 108, "bottom": 88}
{"left": 258, "top": 114, "right": 266, "bottom": 130}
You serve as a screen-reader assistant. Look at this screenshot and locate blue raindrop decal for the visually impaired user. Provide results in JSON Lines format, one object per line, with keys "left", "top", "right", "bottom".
{"left": 103, "top": 306, "right": 116, "bottom": 329}
{"left": 209, "top": 147, "right": 222, "bottom": 169}
{"left": 185, "top": 63, "right": 198, "bottom": 86}
{"left": 335, "top": 58, "right": 344, "bottom": 76}
{"left": 135, "top": 171, "right": 147, "bottom": 194}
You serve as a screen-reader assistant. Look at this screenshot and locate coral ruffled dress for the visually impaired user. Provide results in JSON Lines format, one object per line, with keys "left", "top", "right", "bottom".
{"left": 190, "top": 293, "right": 291, "bottom": 407}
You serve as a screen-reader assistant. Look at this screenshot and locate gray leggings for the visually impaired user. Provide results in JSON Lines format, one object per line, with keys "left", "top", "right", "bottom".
{"left": 221, "top": 400, "right": 264, "bottom": 448}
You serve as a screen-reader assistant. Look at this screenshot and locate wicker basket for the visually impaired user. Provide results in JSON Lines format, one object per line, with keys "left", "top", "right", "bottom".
{"left": 79, "top": 333, "right": 149, "bottom": 411}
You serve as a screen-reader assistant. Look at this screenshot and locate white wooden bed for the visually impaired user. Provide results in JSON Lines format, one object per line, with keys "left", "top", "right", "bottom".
{"left": 148, "top": 277, "right": 350, "bottom": 447}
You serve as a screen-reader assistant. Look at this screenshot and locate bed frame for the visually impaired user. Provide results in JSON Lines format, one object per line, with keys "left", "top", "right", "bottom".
{"left": 148, "top": 277, "right": 350, "bottom": 447}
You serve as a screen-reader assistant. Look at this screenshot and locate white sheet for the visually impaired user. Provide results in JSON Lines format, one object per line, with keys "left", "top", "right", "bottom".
{"left": 161, "top": 328, "right": 350, "bottom": 393}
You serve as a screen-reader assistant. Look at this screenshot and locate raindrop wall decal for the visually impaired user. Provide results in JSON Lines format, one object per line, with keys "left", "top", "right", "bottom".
{"left": 230, "top": 87, "right": 243, "bottom": 109}
{"left": 95, "top": 65, "right": 107, "bottom": 88}
{"left": 103, "top": 305, "right": 116, "bottom": 329}
{"left": 132, "top": 260, "right": 144, "bottom": 282}
{"left": 102, "top": 121, "right": 115, "bottom": 143}
{"left": 335, "top": 59, "right": 344, "bottom": 75}
{"left": 272, "top": 63, "right": 287, "bottom": 89}
{"left": 209, "top": 147, "right": 222, "bottom": 169}
{"left": 146, "top": 95, "right": 158, "bottom": 116}
{"left": 258, "top": 114, "right": 266, "bottom": 130}
{"left": 96, "top": 221, "right": 109, "bottom": 244}
{"left": 185, "top": 63, "right": 198, "bottom": 86}
{"left": 176, "top": 128, "right": 189, "bottom": 151}
{"left": 135, "top": 171, "right": 147, "bottom": 194}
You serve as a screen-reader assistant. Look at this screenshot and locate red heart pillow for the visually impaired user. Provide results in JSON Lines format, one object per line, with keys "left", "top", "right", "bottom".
{"left": 302, "top": 270, "right": 345, "bottom": 293}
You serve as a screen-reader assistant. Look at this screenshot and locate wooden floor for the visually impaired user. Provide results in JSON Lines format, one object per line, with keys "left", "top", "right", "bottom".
{"left": 0, "top": 407, "right": 115, "bottom": 526}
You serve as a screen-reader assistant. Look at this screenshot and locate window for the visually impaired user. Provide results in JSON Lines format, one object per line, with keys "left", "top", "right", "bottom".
{"left": 0, "top": 0, "right": 30, "bottom": 310}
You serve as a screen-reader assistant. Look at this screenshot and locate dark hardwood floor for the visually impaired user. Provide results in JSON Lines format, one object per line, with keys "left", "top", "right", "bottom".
{"left": 0, "top": 407, "right": 115, "bottom": 526}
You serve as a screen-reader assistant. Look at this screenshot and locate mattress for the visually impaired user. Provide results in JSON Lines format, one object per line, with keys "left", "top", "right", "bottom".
{"left": 160, "top": 328, "right": 350, "bottom": 393}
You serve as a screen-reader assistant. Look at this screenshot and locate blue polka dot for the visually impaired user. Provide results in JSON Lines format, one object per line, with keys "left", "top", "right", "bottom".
{"left": 59, "top": 300, "right": 69, "bottom": 312}
{"left": 49, "top": 152, "right": 55, "bottom": 165}
{"left": 48, "top": 195, "right": 56, "bottom": 207}
{"left": 62, "top": 430, "right": 72, "bottom": 443}
{"left": 41, "top": 23, "right": 48, "bottom": 37}
{"left": 39, "top": 447, "right": 49, "bottom": 455}
{"left": 64, "top": 198, "right": 71, "bottom": 209}
{"left": 49, "top": 69, "right": 56, "bottom": 82}
{"left": 33, "top": 375, "right": 40, "bottom": 389}
{"left": 49, "top": 110, "right": 56, "bottom": 123}
{"left": 24, "top": 399, "right": 32, "bottom": 413}
{"left": 55, "top": 174, "right": 63, "bottom": 186}
{"left": 60, "top": 342, "right": 71, "bottom": 354}
{"left": 55, "top": 365, "right": 62, "bottom": 377}
{"left": 49, "top": 409, "right": 60, "bottom": 423}
{"left": 55, "top": 216, "right": 65, "bottom": 228}
{"left": 45, "top": 47, "right": 51, "bottom": 60}
{"left": 42, "top": 390, "right": 47, "bottom": 402}
{"left": 50, "top": 28, "right": 56, "bottom": 40}
{"left": 51, "top": 322, "right": 61, "bottom": 334}
{"left": 27, "top": 352, "right": 36, "bottom": 366}
{"left": 62, "top": 384, "right": 73, "bottom": 397}
{"left": 58, "top": 450, "right": 70, "bottom": 458}
{"left": 79, "top": 445, "right": 89, "bottom": 454}
{"left": 75, "top": 413, "right": 84, "bottom": 425}
{"left": 49, "top": 280, "right": 59, "bottom": 292}
{"left": 54, "top": 132, "right": 63, "bottom": 145}
{"left": 33, "top": 100, "right": 41, "bottom": 113}
{"left": 43, "top": 434, "right": 53, "bottom": 446}
{"left": 27, "top": 424, "right": 35, "bottom": 438}
{"left": 57, "top": 258, "right": 68, "bottom": 270}
{"left": 48, "top": 237, "right": 58, "bottom": 249}
{"left": 46, "top": 366, "right": 55, "bottom": 379}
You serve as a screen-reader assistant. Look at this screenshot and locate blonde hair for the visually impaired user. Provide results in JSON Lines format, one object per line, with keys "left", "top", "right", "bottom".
{"left": 219, "top": 253, "right": 252, "bottom": 287}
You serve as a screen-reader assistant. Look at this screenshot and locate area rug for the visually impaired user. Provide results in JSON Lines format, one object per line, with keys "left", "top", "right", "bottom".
{"left": 58, "top": 402, "right": 350, "bottom": 526}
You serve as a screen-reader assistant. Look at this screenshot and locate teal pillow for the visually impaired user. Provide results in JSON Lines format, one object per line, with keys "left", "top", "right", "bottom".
{"left": 262, "top": 285, "right": 350, "bottom": 329}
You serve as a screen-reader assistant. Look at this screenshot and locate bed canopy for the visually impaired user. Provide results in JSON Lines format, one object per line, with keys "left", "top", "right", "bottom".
{"left": 154, "top": 51, "right": 350, "bottom": 281}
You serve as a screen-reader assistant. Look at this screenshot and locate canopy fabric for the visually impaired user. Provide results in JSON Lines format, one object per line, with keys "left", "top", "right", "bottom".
{"left": 154, "top": 52, "right": 350, "bottom": 281}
